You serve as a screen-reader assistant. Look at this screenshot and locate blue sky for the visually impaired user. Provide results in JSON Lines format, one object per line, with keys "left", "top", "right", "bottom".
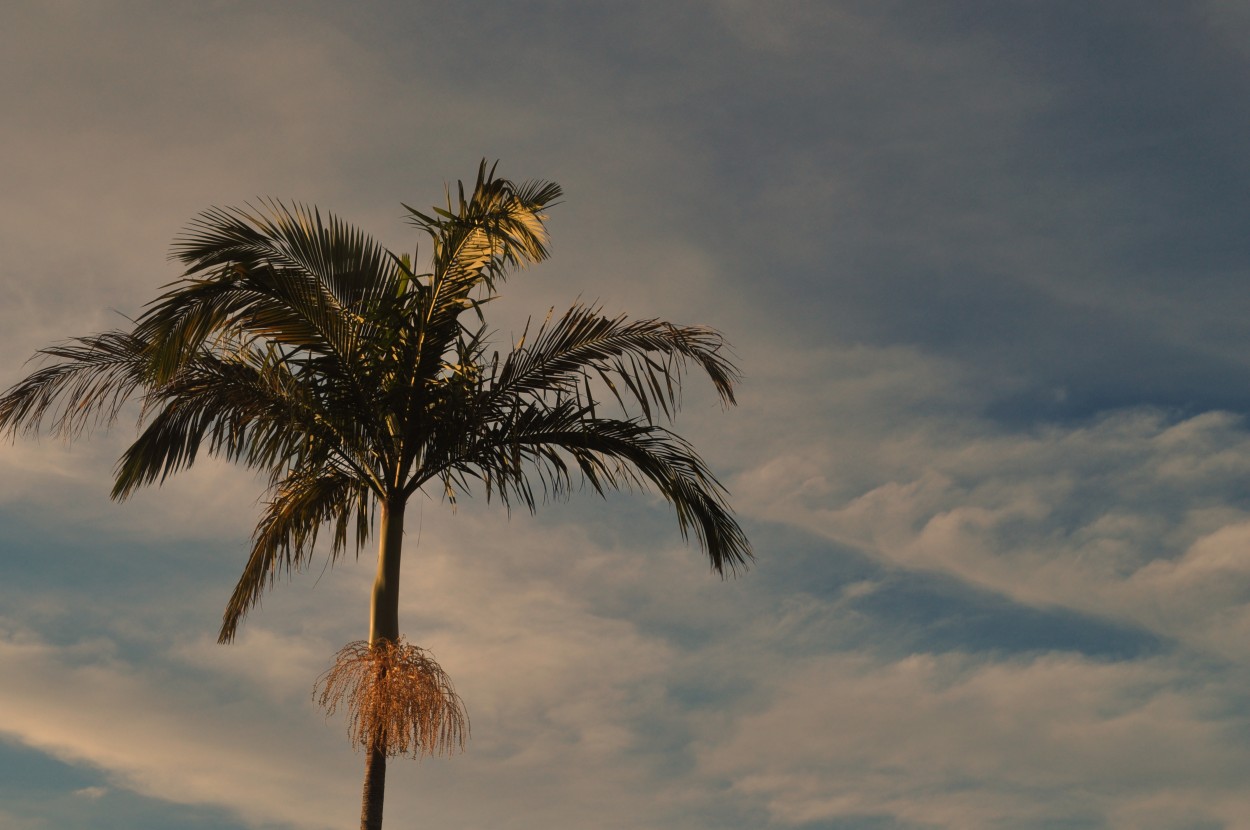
{"left": 4, "top": 2, "right": 1250, "bottom": 828}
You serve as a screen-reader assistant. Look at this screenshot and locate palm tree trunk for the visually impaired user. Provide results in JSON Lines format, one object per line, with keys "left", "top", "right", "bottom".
{"left": 361, "top": 497, "right": 406, "bottom": 830}
{"left": 360, "top": 744, "right": 388, "bottom": 830}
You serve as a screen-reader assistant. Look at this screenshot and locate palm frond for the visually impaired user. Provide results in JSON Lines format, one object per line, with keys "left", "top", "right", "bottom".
{"left": 404, "top": 160, "right": 561, "bottom": 289}
{"left": 0, "top": 331, "right": 151, "bottom": 438}
{"left": 429, "top": 400, "right": 751, "bottom": 575}
{"left": 112, "top": 346, "right": 385, "bottom": 500}
{"left": 173, "top": 200, "right": 401, "bottom": 318}
{"left": 403, "top": 161, "right": 560, "bottom": 345}
{"left": 491, "top": 304, "right": 739, "bottom": 422}
{"left": 141, "top": 201, "right": 400, "bottom": 406}
{"left": 219, "top": 466, "right": 373, "bottom": 643}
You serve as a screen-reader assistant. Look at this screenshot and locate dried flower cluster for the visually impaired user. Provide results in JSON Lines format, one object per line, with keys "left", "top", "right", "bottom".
{"left": 314, "top": 639, "right": 468, "bottom": 758}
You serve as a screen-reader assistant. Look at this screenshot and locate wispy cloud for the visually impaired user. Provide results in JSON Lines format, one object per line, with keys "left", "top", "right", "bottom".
{"left": 73, "top": 785, "right": 108, "bottom": 799}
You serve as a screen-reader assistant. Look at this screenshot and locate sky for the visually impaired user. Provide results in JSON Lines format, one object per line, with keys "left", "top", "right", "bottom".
{"left": 3, "top": 1, "right": 1250, "bottom": 828}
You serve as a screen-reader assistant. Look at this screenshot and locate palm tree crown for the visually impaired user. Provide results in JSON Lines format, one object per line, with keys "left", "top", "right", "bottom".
{"left": 1, "top": 160, "right": 750, "bottom": 639}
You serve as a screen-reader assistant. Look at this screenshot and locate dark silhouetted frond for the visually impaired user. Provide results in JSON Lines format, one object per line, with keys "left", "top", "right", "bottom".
{"left": 0, "top": 331, "right": 151, "bottom": 439}
{"left": 492, "top": 304, "right": 739, "bottom": 422}
{"left": 219, "top": 466, "right": 373, "bottom": 643}
{"left": 425, "top": 398, "right": 751, "bottom": 576}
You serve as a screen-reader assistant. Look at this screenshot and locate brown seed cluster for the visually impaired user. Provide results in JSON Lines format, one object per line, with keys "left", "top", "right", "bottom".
{"left": 314, "top": 639, "right": 468, "bottom": 758}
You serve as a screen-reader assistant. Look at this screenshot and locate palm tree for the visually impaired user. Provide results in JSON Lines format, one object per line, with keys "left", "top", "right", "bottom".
{"left": 0, "top": 162, "right": 751, "bottom": 829}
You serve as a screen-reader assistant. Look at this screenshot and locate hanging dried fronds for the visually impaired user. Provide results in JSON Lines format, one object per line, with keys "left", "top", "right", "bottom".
{"left": 314, "top": 639, "right": 468, "bottom": 758}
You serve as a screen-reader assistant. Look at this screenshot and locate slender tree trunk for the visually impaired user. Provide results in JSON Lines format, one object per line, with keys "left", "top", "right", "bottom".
{"left": 361, "top": 497, "right": 406, "bottom": 830}
{"left": 360, "top": 744, "right": 388, "bottom": 830}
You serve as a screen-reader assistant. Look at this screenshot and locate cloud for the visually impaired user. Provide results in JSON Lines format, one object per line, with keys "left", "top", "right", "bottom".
{"left": 0, "top": 808, "right": 46, "bottom": 830}
{"left": 0, "top": 503, "right": 755, "bottom": 830}
{"left": 727, "top": 341, "right": 1250, "bottom": 651}
{"left": 699, "top": 650, "right": 1250, "bottom": 829}
{"left": 0, "top": 627, "right": 359, "bottom": 829}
